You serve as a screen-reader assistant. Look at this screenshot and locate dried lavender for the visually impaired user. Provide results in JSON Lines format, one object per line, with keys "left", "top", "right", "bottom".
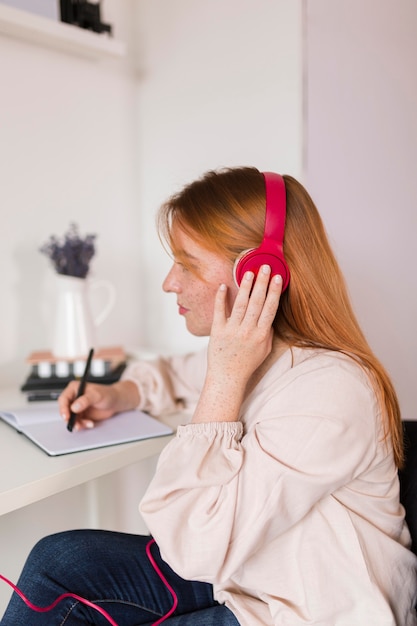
{"left": 40, "top": 223, "right": 97, "bottom": 279}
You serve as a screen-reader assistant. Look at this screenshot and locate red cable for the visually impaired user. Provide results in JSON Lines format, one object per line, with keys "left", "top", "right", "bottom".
{"left": 0, "top": 573, "right": 119, "bottom": 625}
{"left": 0, "top": 538, "right": 178, "bottom": 625}
{"left": 146, "top": 538, "right": 178, "bottom": 624}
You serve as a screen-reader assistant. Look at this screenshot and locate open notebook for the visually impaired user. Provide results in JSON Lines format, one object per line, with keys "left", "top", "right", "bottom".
{"left": 0, "top": 404, "right": 173, "bottom": 456}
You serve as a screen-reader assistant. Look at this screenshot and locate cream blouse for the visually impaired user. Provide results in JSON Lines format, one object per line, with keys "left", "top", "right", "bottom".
{"left": 123, "top": 347, "right": 417, "bottom": 625}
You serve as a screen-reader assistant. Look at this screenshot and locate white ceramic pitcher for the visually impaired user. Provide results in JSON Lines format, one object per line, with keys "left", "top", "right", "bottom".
{"left": 52, "top": 274, "right": 116, "bottom": 359}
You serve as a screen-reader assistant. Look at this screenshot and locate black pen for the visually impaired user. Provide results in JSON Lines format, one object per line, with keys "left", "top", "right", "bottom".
{"left": 67, "top": 348, "right": 94, "bottom": 432}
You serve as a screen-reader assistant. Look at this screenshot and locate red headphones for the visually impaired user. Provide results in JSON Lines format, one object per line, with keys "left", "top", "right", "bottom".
{"left": 233, "top": 172, "right": 290, "bottom": 291}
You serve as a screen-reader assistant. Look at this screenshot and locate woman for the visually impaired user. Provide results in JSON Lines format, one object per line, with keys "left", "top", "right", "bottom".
{"left": 2, "top": 167, "right": 416, "bottom": 625}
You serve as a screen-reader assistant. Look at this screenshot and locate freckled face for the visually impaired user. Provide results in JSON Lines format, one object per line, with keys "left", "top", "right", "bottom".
{"left": 162, "top": 227, "right": 239, "bottom": 336}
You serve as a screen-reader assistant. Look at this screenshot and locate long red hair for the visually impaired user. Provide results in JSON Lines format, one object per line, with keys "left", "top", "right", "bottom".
{"left": 158, "top": 167, "right": 403, "bottom": 467}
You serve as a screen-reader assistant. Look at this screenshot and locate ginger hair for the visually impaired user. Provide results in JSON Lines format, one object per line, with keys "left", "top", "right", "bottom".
{"left": 158, "top": 167, "right": 403, "bottom": 467}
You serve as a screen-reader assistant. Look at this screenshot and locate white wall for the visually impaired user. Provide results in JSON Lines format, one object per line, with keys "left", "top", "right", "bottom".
{"left": 0, "top": 0, "right": 143, "bottom": 386}
{"left": 0, "top": 0, "right": 303, "bottom": 383}
{"left": 305, "top": 0, "right": 417, "bottom": 418}
{"left": 132, "top": 0, "right": 303, "bottom": 355}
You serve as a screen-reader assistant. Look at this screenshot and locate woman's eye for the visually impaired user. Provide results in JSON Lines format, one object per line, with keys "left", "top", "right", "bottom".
{"left": 175, "top": 261, "right": 189, "bottom": 273}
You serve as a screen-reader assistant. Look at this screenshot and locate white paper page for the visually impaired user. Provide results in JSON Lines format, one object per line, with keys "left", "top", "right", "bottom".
{"left": 17, "top": 410, "right": 173, "bottom": 456}
{"left": 0, "top": 402, "right": 60, "bottom": 429}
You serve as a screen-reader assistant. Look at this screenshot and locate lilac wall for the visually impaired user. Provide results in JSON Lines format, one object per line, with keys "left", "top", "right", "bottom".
{"left": 305, "top": 0, "right": 417, "bottom": 418}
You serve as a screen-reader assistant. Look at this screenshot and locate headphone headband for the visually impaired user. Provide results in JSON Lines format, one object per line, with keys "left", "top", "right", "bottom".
{"left": 233, "top": 170, "right": 290, "bottom": 291}
{"left": 262, "top": 172, "right": 286, "bottom": 246}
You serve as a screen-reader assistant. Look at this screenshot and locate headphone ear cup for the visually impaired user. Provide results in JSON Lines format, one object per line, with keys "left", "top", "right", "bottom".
{"left": 233, "top": 246, "right": 290, "bottom": 291}
{"left": 233, "top": 248, "right": 255, "bottom": 286}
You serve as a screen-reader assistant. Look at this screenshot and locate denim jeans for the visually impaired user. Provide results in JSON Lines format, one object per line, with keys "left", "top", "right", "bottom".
{"left": 1, "top": 529, "right": 240, "bottom": 625}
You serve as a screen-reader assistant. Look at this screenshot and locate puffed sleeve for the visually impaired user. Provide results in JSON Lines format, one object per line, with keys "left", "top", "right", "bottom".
{"left": 140, "top": 421, "right": 244, "bottom": 581}
{"left": 121, "top": 348, "right": 207, "bottom": 416}
{"left": 139, "top": 353, "right": 384, "bottom": 584}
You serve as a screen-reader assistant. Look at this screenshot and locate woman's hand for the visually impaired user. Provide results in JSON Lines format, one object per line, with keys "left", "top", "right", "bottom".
{"left": 192, "top": 265, "right": 283, "bottom": 423}
{"left": 58, "top": 379, "right": 140, "bottom": 430}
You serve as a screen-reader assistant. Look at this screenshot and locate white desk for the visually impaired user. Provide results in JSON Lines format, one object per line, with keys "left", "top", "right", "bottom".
{"left": 0, "top": 388, "right": 178, "bottom": 615}
{"left": 0, "top": 388, "right": 175, "bottom": 516}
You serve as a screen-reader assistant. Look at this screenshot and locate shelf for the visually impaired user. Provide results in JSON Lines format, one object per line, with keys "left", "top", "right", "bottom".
{"left": 0, "top": 3, "right": 126, "bottom": 60}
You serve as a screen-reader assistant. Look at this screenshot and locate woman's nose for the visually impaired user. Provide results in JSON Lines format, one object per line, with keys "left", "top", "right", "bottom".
{"left": 162, "top": 265, "right": 181, "bottom": 293}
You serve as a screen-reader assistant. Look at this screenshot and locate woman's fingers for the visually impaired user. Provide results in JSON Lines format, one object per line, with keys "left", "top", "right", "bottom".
{"left": 72, "top": 417, "right": 96, "bottom": 431}
{"left": 211, "top": 264, "right": 283, "bottom": 351}
{"left": 256, "top": 272, "right": 282, "bottom": 328}
{"left": 58, "top": 381, "right": 116, "bottom": 426}
{"left": 212, "top": 283, "right": 229, "bottom": 328}
{"left": 58, "top": 380, "right": 81, "bottom": 420}
{"left": 229, "top": 270, "right": 256, "bottom": 323}
{"left": 227, "top": 265, "right": 282, "bottom": 328}
{"left": 207, "top": 266, "right": 283, "bottom": 390}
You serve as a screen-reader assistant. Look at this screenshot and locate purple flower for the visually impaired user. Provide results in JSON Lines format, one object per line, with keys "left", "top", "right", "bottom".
{"left": 40, "top": 223, "right": 97, "bottom": 279}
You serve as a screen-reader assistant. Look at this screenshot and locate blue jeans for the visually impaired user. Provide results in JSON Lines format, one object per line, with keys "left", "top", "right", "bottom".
{"left": 1, "top": 530, "right": 240, "bottom": 625}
